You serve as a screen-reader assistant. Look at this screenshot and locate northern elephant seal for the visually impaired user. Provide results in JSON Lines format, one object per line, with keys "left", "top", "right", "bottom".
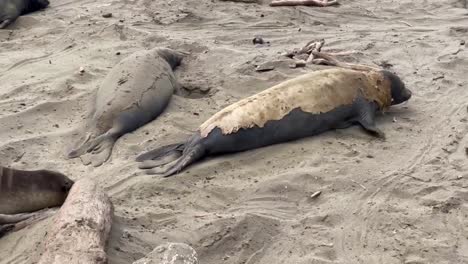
{"left": 67, "top": 47, "right": 185, "bottom": 167}
{"left": 0, "top": 166, "right": 72, "bottom": 238}
{"left": 0, "top": 166, "right": 74, "bottom": 216}
{"left": 136, "top": 68, "right": 412, "bottom": 177}
{"left": 0, "top": 0, "right": 49, "bottom": 29}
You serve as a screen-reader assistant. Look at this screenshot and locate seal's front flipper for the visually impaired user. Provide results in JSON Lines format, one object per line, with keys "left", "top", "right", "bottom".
{"left": 356, "top": 99, "right": 386, "bottom": 139}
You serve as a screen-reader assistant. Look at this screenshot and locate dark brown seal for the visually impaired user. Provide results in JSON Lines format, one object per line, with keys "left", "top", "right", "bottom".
{"left": 0, "top": 166, "right": 74, "bottom": 215}
{"left": 0, "top": 0, "right": 49, "bottom": 29}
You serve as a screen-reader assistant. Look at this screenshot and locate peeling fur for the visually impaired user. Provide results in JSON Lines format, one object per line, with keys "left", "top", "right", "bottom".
{"left": 200, "top": 68, "right": 391, "bottom": 137}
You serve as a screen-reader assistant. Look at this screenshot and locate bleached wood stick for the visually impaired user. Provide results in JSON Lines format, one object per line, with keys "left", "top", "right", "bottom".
{"left": 312, "top": 51, "right": 380, "bottom": 72}
{"left": 38, "top": 178, "right": 113, "bottom": 264}
{"left": 270, "top": 0, "right": 338, "bottom": 7}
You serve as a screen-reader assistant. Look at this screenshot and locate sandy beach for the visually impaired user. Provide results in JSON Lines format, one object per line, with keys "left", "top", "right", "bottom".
{"left": 1, "top": 0, "right": 468, "bottom": 263}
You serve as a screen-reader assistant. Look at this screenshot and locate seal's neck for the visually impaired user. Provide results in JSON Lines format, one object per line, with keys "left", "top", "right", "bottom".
{"left": 154, "top": 48, "right": 184, "bottom": 70}
{"left": 22, "top": 0, "right": 49, "bottom": 14}
{"left": 363, "top": 71, "right": 393, "bottom": 111}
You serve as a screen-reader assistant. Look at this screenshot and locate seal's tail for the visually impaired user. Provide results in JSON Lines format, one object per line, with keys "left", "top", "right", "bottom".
{"left": 67, "top": 133, "right": 117, "bottom": 167}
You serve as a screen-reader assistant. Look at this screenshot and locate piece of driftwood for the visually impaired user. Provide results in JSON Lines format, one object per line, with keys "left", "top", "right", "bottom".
{"left": 270, "top": 0, "right": 338, "bottom": 7}
{"left": 38, "top": 178, "right": 113, "bottom": 264}
{"left": 312, "top": 51, "right": 380, "bottom": 71}
{"left": 133, "top": 243, "right": 199, "bottom": 264}
{"left": 284, "top": 39, "right": 361, "bottom": 65}
{"left": 284, "top": 39, "right": 324, "bottom": 58}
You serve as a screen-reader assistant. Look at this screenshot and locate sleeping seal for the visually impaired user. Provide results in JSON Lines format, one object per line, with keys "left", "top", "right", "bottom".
{"left": 67, "top": 47, "right": 185, "bottom": 167}
{"left": 136, "top": 68, "right": 412, "bottom": 177}
{"left": 0, "top": 0, "right": 49, "bottom": 29}
{"left": 0, "top": 166, "right": 74, "bottom": 216}
{"left": 0, "top": 166, "right": 74, "bottom": 237}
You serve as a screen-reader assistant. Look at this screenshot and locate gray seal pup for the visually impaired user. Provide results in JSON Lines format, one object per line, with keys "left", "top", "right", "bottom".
{"left": 67, "top": 47, "right": 185, "bottom": 167}
{"left": 0, "top": 166, "right": 74, "bottom": 237}
{"left": 0, "top": 0, "right": 49, "bottom": 29}
{"left": 136, "top": 68, "right": 412, "bottom": 177}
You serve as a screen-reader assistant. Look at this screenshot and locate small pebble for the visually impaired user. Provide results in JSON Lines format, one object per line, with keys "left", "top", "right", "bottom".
{"left": 289, "top": 60, "right": 306, "bottom": 68}
{"left": 79, "top": 66, "right": 85, "bottom": 74}
{"left": 102, "top": 12, "right": 112, "bottom": 18}
{"left": 252, "top": 37, "right": 265, "bottom": 45}
{"left": 461, "top": 40, "right": 465, "bottom": 45}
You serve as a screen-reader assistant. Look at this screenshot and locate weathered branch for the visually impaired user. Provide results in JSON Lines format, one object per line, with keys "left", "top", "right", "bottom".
{"left": 38, "top": 178, "right": 113, "bottom": 264}
{"left": 312, "top": 51, "right": 381, "bottom": 71}
{"left": 270, "top": 0, "right": 338, "bottom": 7}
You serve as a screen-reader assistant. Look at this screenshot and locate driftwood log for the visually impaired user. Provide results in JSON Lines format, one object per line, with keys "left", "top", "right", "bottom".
{"left": 38, "top": 178, "right": 113, "bottom": 264}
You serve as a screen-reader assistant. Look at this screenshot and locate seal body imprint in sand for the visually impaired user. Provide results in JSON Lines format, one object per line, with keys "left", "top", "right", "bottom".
{"left": 68, "top": 48, "right": 185, "bottom": 167}
{"left": 137, "top": 68, "right": 412, "bottom": 177}
{"left": 0, "top": 0, "right": 49, "bottom": 29}
{"left": 0, "top": 166, "right": 74, "bottom": 217}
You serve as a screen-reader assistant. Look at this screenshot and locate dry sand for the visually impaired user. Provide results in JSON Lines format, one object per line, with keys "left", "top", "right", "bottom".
{"left": 1, "top": 0, "right": 468, "bottom": 263}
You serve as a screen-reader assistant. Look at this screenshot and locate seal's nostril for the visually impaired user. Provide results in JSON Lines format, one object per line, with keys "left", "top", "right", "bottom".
{"left": 404, "top": 89, "right": 412, "bottom": 99}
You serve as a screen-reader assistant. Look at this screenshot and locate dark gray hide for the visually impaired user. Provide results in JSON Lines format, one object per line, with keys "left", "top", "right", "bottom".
{"left": 0, "top": 0, "right": 49, "bottom": 29}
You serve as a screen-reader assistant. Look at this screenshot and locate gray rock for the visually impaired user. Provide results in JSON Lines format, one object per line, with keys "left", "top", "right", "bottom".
{"left": 133, "top": 243, "right": 199, "bottom": 264}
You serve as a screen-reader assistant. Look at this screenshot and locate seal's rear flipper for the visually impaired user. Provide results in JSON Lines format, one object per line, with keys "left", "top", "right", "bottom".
{"left": 138, "top": 151, "right": 182, "bottom": 169}
{"left": 144, "top": 144, "right": 206, "bottom": 177}
{"left": 136, "top": 143, "right": 185, "bottom": 162}
{"left": 68, "top": 134, "right": 117, "bottom": 167}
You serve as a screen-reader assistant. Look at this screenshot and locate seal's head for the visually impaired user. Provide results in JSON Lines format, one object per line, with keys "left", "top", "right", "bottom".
{"left": 23, "top": 0, "right": 49, "bottom": 14}
{"left": 156, "top": 48, "right": 186, "bottom": 70}
{"left": 381, "top": 70, "right": 412, "bottom": 105}
{"left": 40, "top": 170, "right": 75, "bottom": 196}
